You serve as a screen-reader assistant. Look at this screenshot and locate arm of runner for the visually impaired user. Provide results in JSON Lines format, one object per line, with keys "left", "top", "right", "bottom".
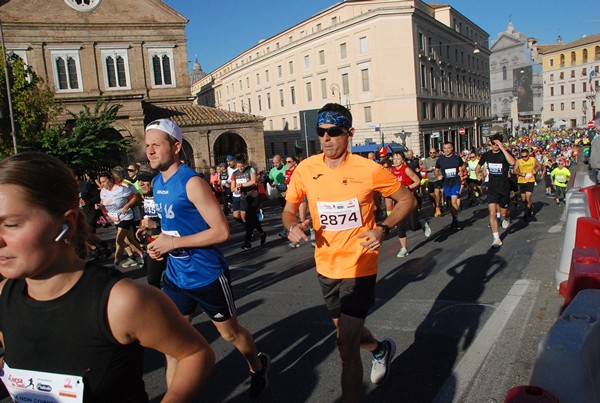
{"left": 405, "top": 167, "right": 421, "bottom": 191}
{"left": 147, "top": 177, "right": 230, "bottom": 256}
{"left": 282, "top": 201, "right": 310, "bottom": 243}
{"left": 107, "top": 279, "right": 215, "bottom": 403}
{"left": 121, "top": 191, "right": 139, "bottom": 215}
{"left": 240, "top": 169, "right": 258, "bottom": 189}
{"left": 513, "top": 161, "right": 521, "bottom": 176}
{"left": 359, "top": 185, "right": 416, "bottom": 248}
{"left": 495, "top": 140, "right": 516, "bottom": 165}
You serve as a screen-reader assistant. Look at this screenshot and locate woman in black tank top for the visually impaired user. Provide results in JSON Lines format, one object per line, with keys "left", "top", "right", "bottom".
{"left": 0, "top": 152, "right": 215, "bottom": 402}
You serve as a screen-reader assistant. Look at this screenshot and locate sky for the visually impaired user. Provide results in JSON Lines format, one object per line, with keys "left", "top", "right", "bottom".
{"left": 162, "top": 0, "right": 598, "bottom": 73}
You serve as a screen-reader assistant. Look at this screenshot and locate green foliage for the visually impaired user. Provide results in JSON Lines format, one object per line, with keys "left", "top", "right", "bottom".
{"left": 41, "top": 99, "right": 134, "bottom": 174}
{"left": 544, "top": 118, "right": 555, "bottom": 127}
{"left": 0, "top": 52, "right": 61, "bottom": 156}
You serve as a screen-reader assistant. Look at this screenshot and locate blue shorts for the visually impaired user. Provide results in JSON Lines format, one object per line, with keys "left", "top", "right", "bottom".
{"left": 232, "top": 196, "right": 241, "bottom": 212}
{"left": 443, "top": 184, "right": 461, "bottom": 197}
{"left": 162, "top": 270, "right": 237, "bottom": 322}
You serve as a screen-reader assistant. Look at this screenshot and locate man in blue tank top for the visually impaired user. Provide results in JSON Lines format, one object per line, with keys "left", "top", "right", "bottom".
{"left": 144, "top": 119, "right": 270, "bottom": 398}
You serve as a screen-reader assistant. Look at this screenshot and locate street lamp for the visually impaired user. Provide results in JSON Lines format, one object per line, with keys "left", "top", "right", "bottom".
{"left": 0, "top": 17, "right": 17, "bottom": 154}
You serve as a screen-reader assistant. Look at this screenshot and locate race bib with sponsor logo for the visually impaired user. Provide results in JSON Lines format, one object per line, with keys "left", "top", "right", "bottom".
{"left": 317, "top": 198, "right": 363, "bottom": 232}
{"left": 1, "top": 363, "right": 84, "bottom": 403}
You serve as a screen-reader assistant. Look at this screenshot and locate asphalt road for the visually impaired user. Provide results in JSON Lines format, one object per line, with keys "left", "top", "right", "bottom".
{"left": 1, "top": 177, "right": 568, "bottom": 403}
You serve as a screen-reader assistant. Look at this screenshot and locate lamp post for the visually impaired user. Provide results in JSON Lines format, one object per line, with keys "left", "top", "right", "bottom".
{"left": 0, "top": 17, "right": 17, "bottom": 154}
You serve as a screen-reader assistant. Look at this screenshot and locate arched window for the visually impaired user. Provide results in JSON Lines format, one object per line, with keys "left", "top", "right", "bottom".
{"left": 583, "top": 49, "right": 588, "bottom": 63}
{"left": 560, "top": 54, "right": 565, "bottom": 67}
{"left": 571, "top": 51, "right": 576, "bottom": 65}
{"left": 595, "top": 46, "right": 600, "bottom": 61}
{"left": 502, "top": 66, "right": 507, "bottom": 80}
{"left": 55, "top": 56, "right": 79, "bottom": 90}
{"left": 149, "top": 48, "right": 175, "bottom": 87}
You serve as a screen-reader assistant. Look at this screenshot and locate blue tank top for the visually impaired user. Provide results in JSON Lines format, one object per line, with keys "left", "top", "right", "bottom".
{"left": 153, "top": 164, "right": 228, "bottom": 289}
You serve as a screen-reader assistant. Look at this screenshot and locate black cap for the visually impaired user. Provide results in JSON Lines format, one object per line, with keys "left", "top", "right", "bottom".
{"left": 137, "top": 171, "right": 156, "bottom": 182}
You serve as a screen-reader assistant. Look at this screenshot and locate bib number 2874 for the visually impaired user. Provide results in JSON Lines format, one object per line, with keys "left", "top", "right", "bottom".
{"left": 317, "top": 198, "right": 363, "bottom": 231}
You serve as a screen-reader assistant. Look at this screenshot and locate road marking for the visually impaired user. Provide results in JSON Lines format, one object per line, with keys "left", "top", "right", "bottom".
{"left": 433, "top": 279, "right": 532, "bottom": 403}
{"left": 548, "top": 223, "right": 563, "bottom": 233}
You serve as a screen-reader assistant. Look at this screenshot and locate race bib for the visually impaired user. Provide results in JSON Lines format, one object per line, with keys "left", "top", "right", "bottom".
{"left": 143, "top": 198, "right": 158, "bottom": 218}
{"left": 317, "top": 198, "right": 363, "bottom": 232}
{"left": 1, "top": 363, "right": 84, "bottom": 403}
{"left": 162, "top": 229, "right": 191, "bottom": 259}
{"left": 488, "top": 163, "right": 503, "bottom": 175}
{"left": 556, "top": 175, "right": 565, "bottom": 183}
{"left": 444, "top": 168, "right": 457, "bottom": 178}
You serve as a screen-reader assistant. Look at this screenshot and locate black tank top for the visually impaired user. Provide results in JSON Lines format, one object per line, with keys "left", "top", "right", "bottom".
{"left": 0, "top": 266, "right": 148, "bottom": 402}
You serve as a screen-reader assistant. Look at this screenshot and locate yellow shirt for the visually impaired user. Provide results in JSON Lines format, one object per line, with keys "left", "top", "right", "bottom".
{"left": 517, "top": 157, "right": 537, "bottom": 184}
{"left": 286, "top": 153, "right": 400, "bottom": 279}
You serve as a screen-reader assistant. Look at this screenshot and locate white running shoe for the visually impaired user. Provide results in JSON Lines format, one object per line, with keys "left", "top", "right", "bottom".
{"left": 423, "top": 222, "right": 432, "bottom": 238}
{"left": 501, "top": 218, "right": 510, "bottom": 229}
{"left": 396, "top": 247, "right": 409, "bottom": 257}
{"left": 120, "top": 258, "right": 137, "bottom": 268}
{"left": 370, "top": 338, "right": 397, "bottom": 385}
{"left": 491, "top": 238, "right": 503, "bottom": 248}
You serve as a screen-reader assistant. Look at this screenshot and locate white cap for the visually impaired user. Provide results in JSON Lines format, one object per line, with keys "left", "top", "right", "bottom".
{"left": 145, "top": 119, "right": 182, "bottom": 143}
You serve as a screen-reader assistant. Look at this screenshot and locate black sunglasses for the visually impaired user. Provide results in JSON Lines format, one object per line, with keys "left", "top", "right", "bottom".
{"left": 127, "top": 169, "right": 136, "bottom": 172}
{"left": 316, "top": 126, "right": 348, "bottom": 137}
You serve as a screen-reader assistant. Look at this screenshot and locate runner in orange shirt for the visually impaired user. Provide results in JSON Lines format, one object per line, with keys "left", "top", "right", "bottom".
{"left": 282, "top": 103, "right": 415, "bottom": 403}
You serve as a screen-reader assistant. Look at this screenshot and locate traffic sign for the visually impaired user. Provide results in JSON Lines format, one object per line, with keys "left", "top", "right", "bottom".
{"left": 588, "top": 121, "right": 595, "bottom": 129}
{"left": 459, "top": 127, "right": 466, "bottom": 135}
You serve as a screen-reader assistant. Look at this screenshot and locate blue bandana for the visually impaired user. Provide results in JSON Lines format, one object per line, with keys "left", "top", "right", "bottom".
{"left": 317, "top": 111, "right": 351, "bottom": 128}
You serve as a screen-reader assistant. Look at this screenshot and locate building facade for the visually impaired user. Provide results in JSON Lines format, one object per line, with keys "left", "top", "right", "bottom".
{"left": 0, "top": 0, "right": 265, "bottom": 171}
{"left": 536, "top": 34, "right": 600, "bottom": 128}
{"left": 193, "top": 0, "right": 492, "bottom": 157}
{"left": 489, "top": 22, "right": 543, "bottom": 135}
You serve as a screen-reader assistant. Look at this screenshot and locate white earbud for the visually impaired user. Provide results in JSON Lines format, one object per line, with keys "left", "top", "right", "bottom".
{"left": 55, "top": 224, "right": 69, "bottom": 242}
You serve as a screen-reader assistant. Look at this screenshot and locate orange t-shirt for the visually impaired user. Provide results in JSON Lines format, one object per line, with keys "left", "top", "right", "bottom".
{"left": 286, "top": 153, "right": 401, "bottom": 279}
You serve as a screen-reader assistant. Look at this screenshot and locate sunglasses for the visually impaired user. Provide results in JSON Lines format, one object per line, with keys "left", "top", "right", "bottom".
{"left": 286, "top": 160, "right": 294, "bottom": 163}
{"left": 127, "top": 169, "right": 136, "bottom": 172}
{"left": 316, "top": 126, "right": 348, "bottom": 137}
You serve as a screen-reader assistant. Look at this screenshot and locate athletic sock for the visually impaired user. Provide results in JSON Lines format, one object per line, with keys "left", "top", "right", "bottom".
{"left": 372, "top": 341, "right": 385, "bottom": 358}
{"left": 493, "top": 232, "right": 499, "bottom": 240}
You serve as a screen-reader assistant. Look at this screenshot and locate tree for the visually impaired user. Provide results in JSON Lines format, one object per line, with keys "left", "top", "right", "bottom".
{"left": 544, "top": 118, "right": 555, "bottom": 127}
{"left": 0, "top": 51, "right": 61, "bottom": 156}
{"left": 41, "top": 99, "right": 134, "bottom": 174}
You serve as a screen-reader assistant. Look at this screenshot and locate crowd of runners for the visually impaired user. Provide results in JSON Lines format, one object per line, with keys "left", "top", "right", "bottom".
{"left": 0, "top": 105, "right": 598, "bottom": 402}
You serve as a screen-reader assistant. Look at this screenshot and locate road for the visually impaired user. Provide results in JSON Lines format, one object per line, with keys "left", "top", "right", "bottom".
{"left": 137, "top": 181, "right": 565, "bottom": 403}
{"left": 0, "top": 180, "right": 566, "bottom": 402}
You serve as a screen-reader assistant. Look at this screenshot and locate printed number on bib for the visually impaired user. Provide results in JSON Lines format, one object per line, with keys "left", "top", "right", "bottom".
{"left": 444, "top": 168, "right": 457, "bottom": 178}
{"left": 317, "top": 198, "right": 363, "bottom": 231}
{"left": 488, "top": 163, "right": 503, "bottom": 175}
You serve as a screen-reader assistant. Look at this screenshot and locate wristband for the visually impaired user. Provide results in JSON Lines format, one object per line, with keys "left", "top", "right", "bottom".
{"left": 288, "top": 224, "right": 298, "bottom": 234}
{"left": 377, "top": 224, "right": 390, "bottom": 236}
